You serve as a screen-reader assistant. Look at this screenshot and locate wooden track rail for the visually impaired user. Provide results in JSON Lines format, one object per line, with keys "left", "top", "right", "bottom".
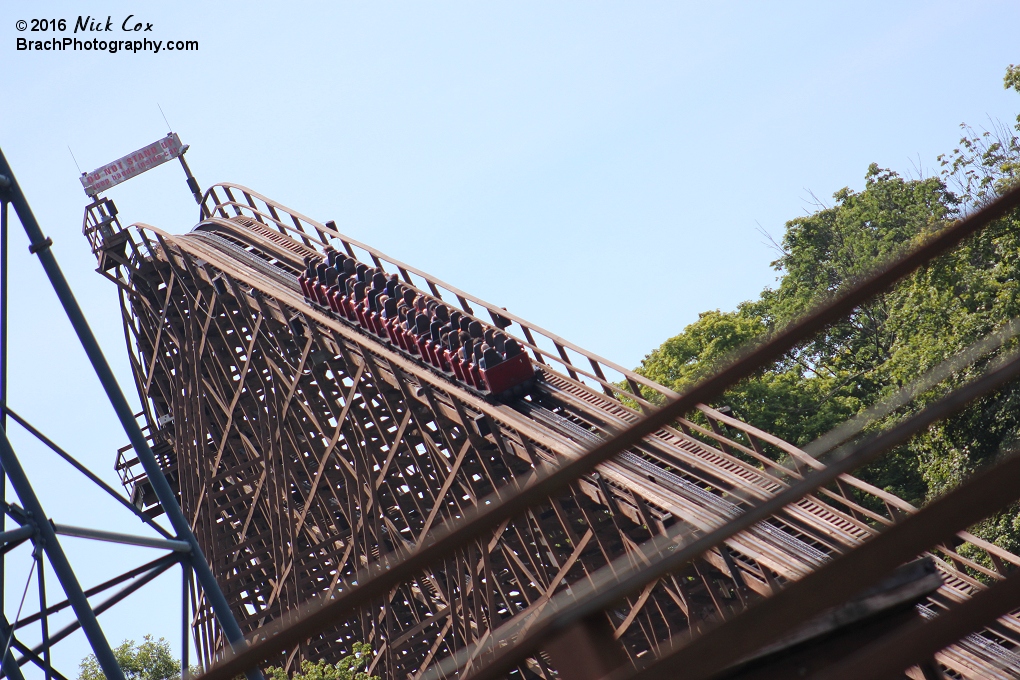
{"left": 93, "top": 184, "right": 1020, "bottom": 679}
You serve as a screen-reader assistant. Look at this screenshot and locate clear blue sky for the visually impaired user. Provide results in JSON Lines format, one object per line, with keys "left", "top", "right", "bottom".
{"left": 2, "top": 0, "right": 1019, "bottom": 674}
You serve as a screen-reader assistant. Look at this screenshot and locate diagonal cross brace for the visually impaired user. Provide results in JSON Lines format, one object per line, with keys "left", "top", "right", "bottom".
{"left": 0, "top": 148, "right": 263, "bottom": 680}
{"left": 0, "top": 428, "right": 122, "bottom": 680}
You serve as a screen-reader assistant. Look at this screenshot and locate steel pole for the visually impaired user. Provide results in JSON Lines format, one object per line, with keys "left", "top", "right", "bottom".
{"left": 36, "top": 546, "right": 51, "bottom": 680}
{"left": 177, "top": 153, "right": 203, "bottom": 208}
{"left": 1, "top": 199, "right": 7, "bottom": 430}
{"left": 0, "top": 615, "right": 27, "bottom": 680}
{"left": 0, "top": 149, "right": 262, "bottom": 680}
{"left": 1, "top": 198, "right": 8, "bottom": 623}
{"left": 0, "top": 427, "right": 124, "bottom": 680}
{"left": 0, "top": 210, "right": 20, "bottom": 676}
{"left": 182, "top": 565, "right": 191, "bottom": 680}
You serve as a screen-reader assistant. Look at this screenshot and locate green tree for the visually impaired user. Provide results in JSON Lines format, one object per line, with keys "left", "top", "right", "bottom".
{"left": 265, "top": 643, "right": 377, "bottom": 680}
{"left": 633, "top": 65, "right": 1020, "bottom": 542}
{"left": 938, "top": 63, "right": 1020, "bottom": 207}
{"left": 79, "top": 639, "right": 378, "bottom": 680}
{"left": 78, "top": 636, "right": 181, "bottom": 680}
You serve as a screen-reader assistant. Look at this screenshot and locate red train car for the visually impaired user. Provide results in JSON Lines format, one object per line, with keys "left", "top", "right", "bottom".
{"left": 298, "top": 263, "right": 537, "bottom": 401}
{"left": 481, "top": 352, "right": 535, "bottom": 400}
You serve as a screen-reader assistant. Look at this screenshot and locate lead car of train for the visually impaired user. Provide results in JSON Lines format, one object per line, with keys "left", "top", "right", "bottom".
{"left": 298, "top": 248, "right": 536, "bottom": 401}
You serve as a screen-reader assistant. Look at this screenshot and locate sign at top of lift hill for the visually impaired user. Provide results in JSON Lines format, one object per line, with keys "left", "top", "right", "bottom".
{"left": 80, "top": 133, "right": 185, "bottom": 197}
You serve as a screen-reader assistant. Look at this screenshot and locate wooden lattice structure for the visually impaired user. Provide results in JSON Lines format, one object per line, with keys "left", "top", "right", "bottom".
{"left": 87, "top": 185, "right": 1020, "bottom": 679}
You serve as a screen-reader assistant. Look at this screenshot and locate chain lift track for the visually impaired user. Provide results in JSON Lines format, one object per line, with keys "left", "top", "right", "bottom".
{"left": 91, "top": 183, "right": 1020, "bottom": 679}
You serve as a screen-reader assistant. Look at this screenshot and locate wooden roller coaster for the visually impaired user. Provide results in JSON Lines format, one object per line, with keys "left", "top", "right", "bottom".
{"left": 87, "top": 180, "right": 1020, "bottom": 680}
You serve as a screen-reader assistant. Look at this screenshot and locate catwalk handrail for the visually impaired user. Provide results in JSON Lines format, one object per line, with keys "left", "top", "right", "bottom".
{"left": 192, "top": 180, "right": 1020, "bottom": 680}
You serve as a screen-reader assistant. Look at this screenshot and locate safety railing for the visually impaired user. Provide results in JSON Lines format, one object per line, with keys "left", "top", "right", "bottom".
{"left": 114, "top": 412, "right": 178, "bottom": 517}
{"left": 200, "top": 183, "right": 669, "bottom": 403}
{"left": 201, "top": 186, "right": 950, "bottom": 527}
{"left": 188, "top": 180, "right": 1020, "bottom": 680}
{"left": 198, "top": 183, "right": 1020, "bottom": 578}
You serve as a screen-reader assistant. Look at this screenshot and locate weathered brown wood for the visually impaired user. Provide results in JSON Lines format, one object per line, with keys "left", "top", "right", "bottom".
{"left": 102, "top": 187, "right": 1020, "bottom": 680}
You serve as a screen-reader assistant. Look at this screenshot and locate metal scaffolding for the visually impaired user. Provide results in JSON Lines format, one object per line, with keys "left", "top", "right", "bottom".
{"left": 0, "top": 148, "right": 263, "bottom": 680}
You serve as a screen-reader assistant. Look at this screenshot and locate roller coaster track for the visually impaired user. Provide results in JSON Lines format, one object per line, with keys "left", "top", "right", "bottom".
{"left": 92, "top": 184, "right": 1020, "bottom": 679}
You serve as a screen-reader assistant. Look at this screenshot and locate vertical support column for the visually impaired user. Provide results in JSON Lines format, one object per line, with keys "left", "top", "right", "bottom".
{"left": 37, "top": 546, "right": 51, "bottom": 680}
{"left": 1, "top": 198, "right": 6, "bottom": 428}
{"left": 0, "top": 150, "right": 262, "bottom": 680}
{"left": 0, "top": 199, "right": 20, "bottom": 680}
{"left": 1, "top": 198, "right": 7, "bottom": 622}
{"left": 0, "top": 201, "right": 24, "bottom": 680}
{"left": 182, "top": 564, "right": 192, "bottom": 680}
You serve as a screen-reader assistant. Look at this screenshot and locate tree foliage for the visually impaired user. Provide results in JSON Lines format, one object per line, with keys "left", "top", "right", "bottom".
{"left": 78, "top": 639, "right": 378, "bottom": 680}
{"left": 633, "top": 65, "right": 1020, "bottom": 549}
{"left": 78, "top": 636, "right": 180, "bottom": 680}
{"left": 265, "top": 643, "right": 377, "bottom": 680}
